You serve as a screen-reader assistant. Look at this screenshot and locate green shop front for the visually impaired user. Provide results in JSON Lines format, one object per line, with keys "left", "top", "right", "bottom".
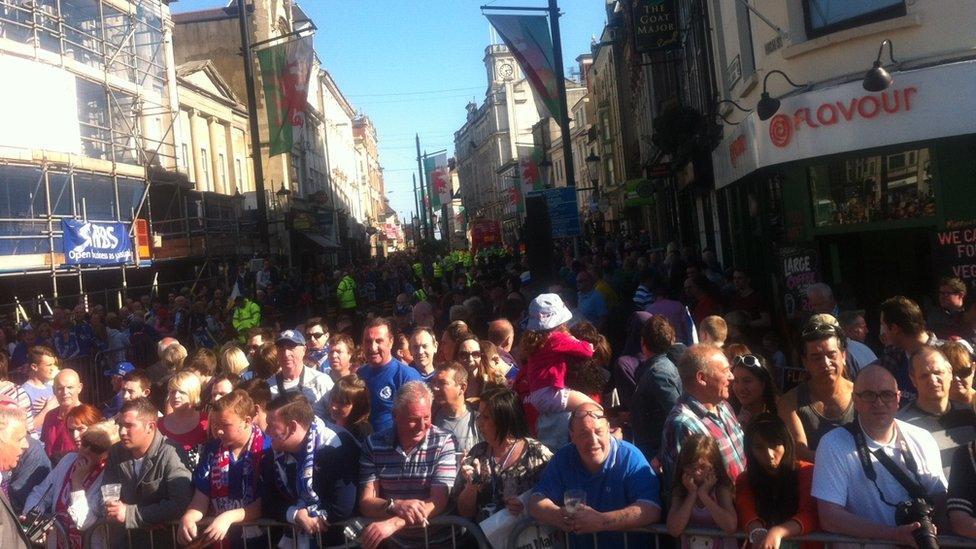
{"left": 712, "top": 58, "right": 976, "bottom": 325}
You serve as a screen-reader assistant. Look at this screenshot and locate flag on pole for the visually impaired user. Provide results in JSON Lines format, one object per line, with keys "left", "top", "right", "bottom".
{"left": 423, "top": 152, "right": 451, "bottom": 210}
{"left": 256, "top": 36, "right": 314, "bottom": 156}
{"left": 485, "top": 14, "right": 563, "bottom": 122}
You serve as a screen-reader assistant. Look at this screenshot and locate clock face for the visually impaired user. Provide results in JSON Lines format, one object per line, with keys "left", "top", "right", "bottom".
{"left": 499, "top": 63, "right": 514, "bottom": 79}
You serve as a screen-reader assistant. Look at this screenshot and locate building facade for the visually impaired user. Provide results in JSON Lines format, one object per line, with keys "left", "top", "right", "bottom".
{"left": 0, "top": 0, "right": 177, "bottom": 304}
{"left": 708, "top": 0, "right": 976, "bottom": 318}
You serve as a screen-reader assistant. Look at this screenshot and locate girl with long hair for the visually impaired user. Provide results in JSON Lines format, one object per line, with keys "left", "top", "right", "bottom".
{"left": 731, "top": 354, "right": 780, "bottom": 426}
{"left": 736, "top": 413, "right": 818, "bottom": 549}
{"left": 329, "top": 375, "right": 372, "bottom": 441}
{"left": 666, "top": 434, "right": 738, "bottom": 549}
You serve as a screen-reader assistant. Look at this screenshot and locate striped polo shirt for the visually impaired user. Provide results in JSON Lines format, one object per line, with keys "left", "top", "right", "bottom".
{"left": 360, "top": 424, "right": 458, "bottom": 498}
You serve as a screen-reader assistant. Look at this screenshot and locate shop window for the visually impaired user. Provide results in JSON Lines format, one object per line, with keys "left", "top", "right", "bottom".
{"left": 808, "top": 147, "right": 935, "bottom": 227}
{"left": 0, "top": 166, "right": 46, "bottom": 218}
{"left": 117, "top": 177, "right": 145, "bottom": 220}
{"left": 49, "top": 171, "right": 73, "bottom": 216}
{"left": 74, "top": 171, "right": 117, "bottom": 221}
{"left": 803, "top": 0, "right": 906, "bottom": 39}
{"left": 61, "top": 0, "right": 102, "bottom": 67}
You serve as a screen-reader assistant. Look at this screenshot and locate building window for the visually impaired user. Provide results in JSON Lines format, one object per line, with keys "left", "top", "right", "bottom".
{"left": 808, "top": 146, "right": 934, "bottom": 227}
{"left": 802, "top": 0, "right": 905, "bottom": 39}
{"left": 218, "top": 153, "right": 227, "bottom": 191}
{"left": 200, "top": 148, "right": 211, "bottom": 191}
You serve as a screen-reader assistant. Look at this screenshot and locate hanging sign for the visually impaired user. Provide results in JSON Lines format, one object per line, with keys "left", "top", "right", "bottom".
{"left": 61, "top": 220, "right": 133, "bottom": 265}
{"left": 633, "top": 0, "right": 680, "bottom": 52}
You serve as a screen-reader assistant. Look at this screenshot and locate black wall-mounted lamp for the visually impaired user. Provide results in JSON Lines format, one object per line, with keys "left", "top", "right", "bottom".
{"left": 863, "top": 39, "right": 896, "bottom": 92}
{"left": 756, "top": 70, "right": 806, "bottom": 121}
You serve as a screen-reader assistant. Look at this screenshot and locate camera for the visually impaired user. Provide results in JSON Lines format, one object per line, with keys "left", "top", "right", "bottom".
{"left": 343, "top": 519, "right": 366, "bottom": 541}
{"left": 20, "top": 507, "right": 55, "bottom": 546}
{"left": 895, "top": 497, "right": 939, "bottom": 549}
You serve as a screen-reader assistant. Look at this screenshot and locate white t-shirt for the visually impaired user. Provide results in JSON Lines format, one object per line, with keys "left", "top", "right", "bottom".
{"left": 812, "top": 419, "right": 946, "bottom": 547}
{"left": 267, "top": 366, "right": 334, "bottom": 420}
{"left": 133, "top": 457, "right": 145, "bottom": 477}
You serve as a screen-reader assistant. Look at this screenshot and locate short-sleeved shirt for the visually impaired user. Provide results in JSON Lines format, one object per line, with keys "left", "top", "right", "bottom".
{"left": 359, "top": 425, "right": 458, "bottom": 497}
{"left": 267, "top": 366, "right": 334, "bottom": 420}
{"left": 812, "top": 419, "right": 946, "bottom": 535}
{"left": 20, "top": 381, "right": 53, "bottom": 425}
{"left": 357, "top": 358, "right": 422, "bottom": 432}
{"left": 533, "top": 438, "right": 661, "bottom": 549}
{"left": 897, "top": 400, "right": 976, "bottom": 479}
{"left": 948, "top": 442, "right": 976, "bottom": 518}
{"left": 659, "top": 393, "right": 745, "bottom": 496}
{"left": 40, "top": 410, "right": 76, "bottom": 460}
{"left": 433, "top": 405, "right": 481, "bottom": 458}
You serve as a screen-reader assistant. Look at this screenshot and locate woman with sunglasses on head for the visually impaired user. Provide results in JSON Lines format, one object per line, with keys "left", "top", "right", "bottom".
{"left": 941, "top": 341, "right": 976, "bottom": 406}
{"left": 23, "top": 421, "right": 120, "bottom": 548}
{"left": 736, "top": 413, "right": 818, "bottom": 549}
{"left": 468, "top": 340, "right": 509, "bottom": 399}
{"left": 731, "top": 354, "right": 780, "bottom": 426}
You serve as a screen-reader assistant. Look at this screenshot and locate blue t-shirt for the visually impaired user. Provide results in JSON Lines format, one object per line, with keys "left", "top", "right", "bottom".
{"left": 534, "top": 438, "right": 660, "bottom": 549}
{"left": 577, "top": 290, "right": 608, "bottom": 325}
{"left": 358, "top": 358, "right": 422, "bottom": 432}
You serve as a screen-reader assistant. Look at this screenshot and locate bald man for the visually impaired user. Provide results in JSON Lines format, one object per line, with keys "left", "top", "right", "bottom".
{"left": 488, "top": 318, "right": 519, "bottom": 379}
{"left": 813, "top": 364, "right": 946, "bottom": 547}
{"left": 530, "top": 403, "right": 661, "bottom": 547}
{"left": 40, "top": 368, "right": 84, "bottom": 462}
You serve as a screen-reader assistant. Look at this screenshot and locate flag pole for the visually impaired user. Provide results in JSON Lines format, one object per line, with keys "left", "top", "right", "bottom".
{"left": 415, "top": 134, "right": 431, "bottom": 243}
{"left": 547, "top": 0, "right": 575, "bottom": 188}
{"left": 237, "top": 0, "right": 269, "bottom": 253}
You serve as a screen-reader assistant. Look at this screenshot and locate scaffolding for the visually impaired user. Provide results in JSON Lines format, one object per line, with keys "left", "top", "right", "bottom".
{"left": 0, "top": 0, "right": 178, "bottom": 306}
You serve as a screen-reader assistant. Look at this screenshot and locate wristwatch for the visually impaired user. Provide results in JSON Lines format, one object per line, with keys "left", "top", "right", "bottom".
{"left": 385, "top": 498, "right": 396, "bottom": 515}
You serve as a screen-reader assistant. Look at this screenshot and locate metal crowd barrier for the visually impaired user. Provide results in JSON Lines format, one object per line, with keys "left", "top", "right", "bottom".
{"left": 506, "top": 517, "right": 976, "bottom": 549}
{"left": 81, "top": 515, "right": 491, "bottom": 549}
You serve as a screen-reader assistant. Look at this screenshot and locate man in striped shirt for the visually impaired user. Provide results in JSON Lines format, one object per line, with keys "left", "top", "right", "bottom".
{"left": 358, "top": 381, "right": 458, "bottom": 549}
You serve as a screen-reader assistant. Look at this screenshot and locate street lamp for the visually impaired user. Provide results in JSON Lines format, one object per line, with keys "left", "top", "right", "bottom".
{"left": 585, "top": 151, "right": 600, "bottom": 187}
{"left": 276, "top": 182, "right": 291, "bottom": 212}
{"left": 538, "top": 156, "right": 553, "bottom": 189}
{"left": 756, "top": 69, "right": 806, "bottom": 121}
{"left": 863, "top": 39, "right": 896, "bottom": 92}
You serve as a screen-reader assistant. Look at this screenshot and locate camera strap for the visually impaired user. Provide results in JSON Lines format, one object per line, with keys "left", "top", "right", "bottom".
{"left": 845, "top": 421, "right": 927, "bottom": 505}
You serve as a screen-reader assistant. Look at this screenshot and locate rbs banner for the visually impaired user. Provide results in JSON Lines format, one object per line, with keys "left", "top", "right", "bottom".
{"left": 61, "top": 220, "right": 134, "bottom": 266}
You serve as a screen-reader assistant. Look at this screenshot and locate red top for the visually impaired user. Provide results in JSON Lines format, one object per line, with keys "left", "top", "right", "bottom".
{"left": 736, "top": 460, "right": 821, "bottom": 549}
{"left": 41, "top": 409, "right": 77, "bottom": 460}
{"left": 516, "top": 330, "right": 594, "bottom": 394}
{"left": 158, "top": 411, "right": 209, "bottom": 454}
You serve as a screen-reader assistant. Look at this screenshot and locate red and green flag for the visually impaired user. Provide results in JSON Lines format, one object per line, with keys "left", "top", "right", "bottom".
{"left": 256, "top": 36, "right": 314, "bottom": 156}
{"left": 423, "top": 152, "right": 451, "bottom": 209}
{"left": 486, "top": 14, "right": 563, "bottom": 122}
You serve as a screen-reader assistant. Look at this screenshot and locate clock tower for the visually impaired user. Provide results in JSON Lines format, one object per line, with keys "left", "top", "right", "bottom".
{"left": 485, "top": 44, "right": 519, "bottom": 87}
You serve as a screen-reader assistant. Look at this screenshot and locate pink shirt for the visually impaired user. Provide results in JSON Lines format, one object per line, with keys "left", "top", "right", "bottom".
{"left": 516, "top": 330, "right": 594, "bottom": 394}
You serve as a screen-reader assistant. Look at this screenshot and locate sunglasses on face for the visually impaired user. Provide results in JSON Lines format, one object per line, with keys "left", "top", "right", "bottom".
{"left": 306, "top": 332, "right": 325, "bottom": 339}
{"left": 457, "top": 351, "right": 482, "bottom": 360}
{"left": 854, "top": 390, "right": 898, "bottom": 404}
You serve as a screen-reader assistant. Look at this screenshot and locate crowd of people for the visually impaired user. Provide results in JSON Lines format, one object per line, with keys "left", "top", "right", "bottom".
{"left": 0, "top": 241, "right": 974, "bottom": 549}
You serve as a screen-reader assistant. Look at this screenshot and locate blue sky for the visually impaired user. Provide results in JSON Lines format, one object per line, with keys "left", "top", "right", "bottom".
{"left": 172, "top": 0, "right": 608, "bottom": 221}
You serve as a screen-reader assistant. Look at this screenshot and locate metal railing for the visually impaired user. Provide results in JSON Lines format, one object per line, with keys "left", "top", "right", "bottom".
{"left": 81, "top": 515, "right": 491, "bottom": 549}
{"left": 506, "top": 517, "right": 976, "bottom": 549}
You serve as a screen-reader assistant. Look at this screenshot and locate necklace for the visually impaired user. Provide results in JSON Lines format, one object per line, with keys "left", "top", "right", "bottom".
{"left": 492, "top": 438, "right": 521, "bottom": 470}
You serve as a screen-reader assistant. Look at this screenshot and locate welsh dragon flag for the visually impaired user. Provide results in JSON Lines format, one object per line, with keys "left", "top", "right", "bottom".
{"left": 257, "top": 37, "right": 314, "bottom": 156}
{"left": 486, "top": 14, "right": 563, "bottom": 122}
{"left": 423, "top": 152, "right": 451, "bottom": 209}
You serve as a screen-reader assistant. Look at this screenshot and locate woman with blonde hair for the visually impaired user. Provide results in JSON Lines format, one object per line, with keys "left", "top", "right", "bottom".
{"left": 942, "top": 341, "right": 976, "bottom": 405}
{"left": 218, "top": 344, "right": 249, "bottom": 377}
{"left": 159, "top": 370, "right": 208, "bottom": 467}
{"left": 24, "top": 421, "right": 120, "bottom": 548}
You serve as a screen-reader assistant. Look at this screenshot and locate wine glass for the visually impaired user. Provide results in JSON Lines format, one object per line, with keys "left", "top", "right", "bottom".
{"left": 564, "top": 489, "right": 587, "bottom": 516}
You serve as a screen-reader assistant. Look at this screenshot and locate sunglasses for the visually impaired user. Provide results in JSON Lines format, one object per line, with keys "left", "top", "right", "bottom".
{"left": 457, "top": 351, "right": 482, "bottom": 360}
{"left": 306, "top": 332, "right": 326, "bottom": 339}
{"left": 574, "top": 410, "right": 606, "bottom": 422}
{"left": 733, "top": 354, "right": 763, "bottom": 370}
{"left": 854, "top": 390, "right": 898, "bottom": 404}
{"left": 801, "top": 322, "right": 840, "bottom": 338}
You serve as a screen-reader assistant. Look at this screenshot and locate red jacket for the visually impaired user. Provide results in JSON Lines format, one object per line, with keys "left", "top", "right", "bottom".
{"left": 515, "top": 330, "right": 594, "bottom": 394}
{"left": 736, "top": 460, "right": 821, "bottom": 549}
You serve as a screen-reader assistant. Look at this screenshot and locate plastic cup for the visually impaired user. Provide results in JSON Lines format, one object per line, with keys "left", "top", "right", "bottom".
{"left": 100, "top": 483, "right": 121, "bottom": 503}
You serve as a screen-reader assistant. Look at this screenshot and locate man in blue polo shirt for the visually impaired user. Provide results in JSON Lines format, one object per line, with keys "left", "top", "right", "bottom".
{"left": 530, "top": 402, "right": 661, "bottom": 549}
{"left": 358, "top": 317, "right": 422, "bottom": 432}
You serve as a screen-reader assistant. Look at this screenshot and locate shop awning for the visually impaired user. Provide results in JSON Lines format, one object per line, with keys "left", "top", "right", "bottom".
{"left": 299, "top": 231, "right": 338, "bottom": 250}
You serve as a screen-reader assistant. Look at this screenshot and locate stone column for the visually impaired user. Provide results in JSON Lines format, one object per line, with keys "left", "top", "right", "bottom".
{"left": 206, "top": 115, "right": 223, "bottom": 194}
{"left": 224, "top": 123, "right": 237, "bottom": 193}
{"left": 187, "top": 109, "right": 206, "bottom": 191}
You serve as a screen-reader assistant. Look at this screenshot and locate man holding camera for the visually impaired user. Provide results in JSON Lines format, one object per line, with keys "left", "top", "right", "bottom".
{"left": 813, "top": 364, "right": 946, "bottom": 548}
